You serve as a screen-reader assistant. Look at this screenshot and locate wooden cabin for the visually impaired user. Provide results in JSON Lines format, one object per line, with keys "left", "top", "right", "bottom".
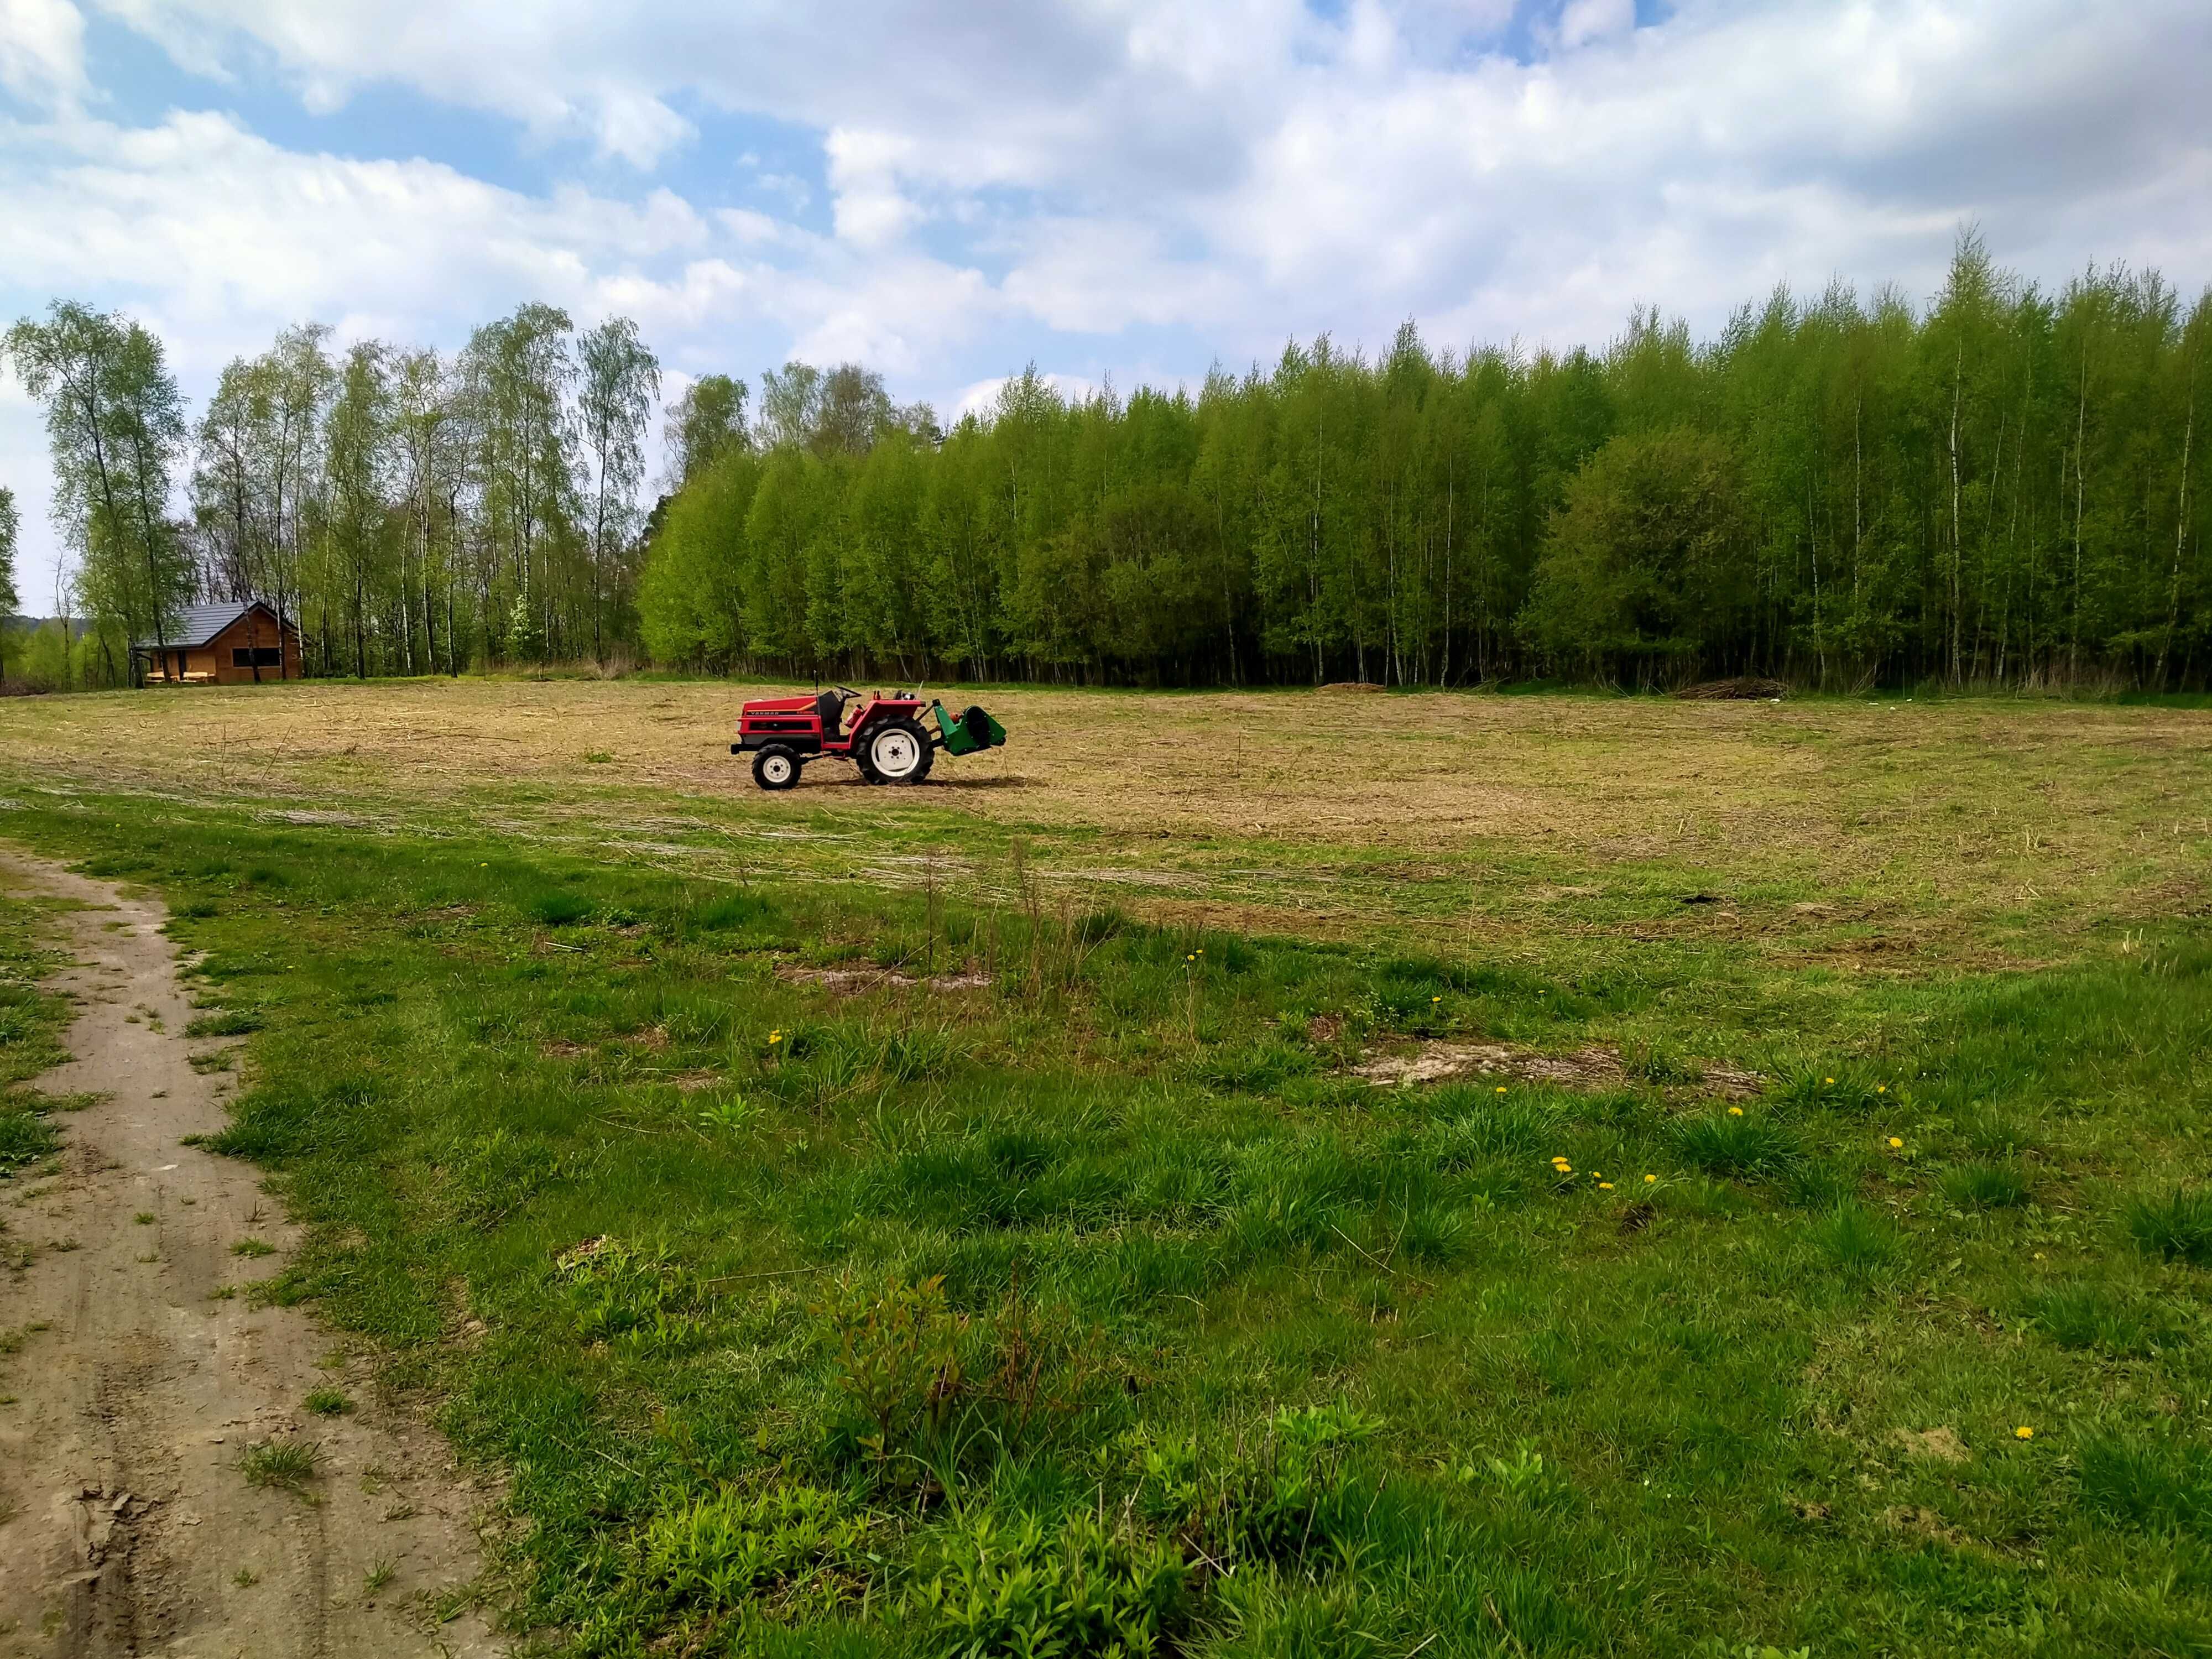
{"left": 133, "top": 602, "right": 302, "bottom": 685}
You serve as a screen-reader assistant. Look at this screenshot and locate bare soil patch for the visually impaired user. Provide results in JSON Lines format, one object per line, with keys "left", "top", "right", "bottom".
{"left": 1352, "top": 1040, "right": 1761, "bottom": 1097}
{"left": 1891, "top": 1426, "right": 1972, "bottom": 1463}
{"left": 0, "top": 848, "right": 499, "bottom": 1657}
{"left": 775, "top": 963, "right": 994, "bottom": 994}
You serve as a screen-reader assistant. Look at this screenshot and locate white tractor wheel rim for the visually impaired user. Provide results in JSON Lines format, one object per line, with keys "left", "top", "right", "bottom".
{"left": 872, "top": 729, "right": 921, "bottom": 778}
{"left": 763, "top": 754, "right": 793, "bottom": 784}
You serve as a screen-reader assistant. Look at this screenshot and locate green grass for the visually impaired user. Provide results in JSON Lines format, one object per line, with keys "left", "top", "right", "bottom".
{"left": 304, "top": 1385, "right": 353, "bottom": 1416}
{"left": 238, "top": 1438, "right": 323, "bottom": 1491}
{"left": 2, "top": 780, "right": 2211, "bottom": 1655}
{"left": 0, "top": 887, "right": 72, "bottom": 1174}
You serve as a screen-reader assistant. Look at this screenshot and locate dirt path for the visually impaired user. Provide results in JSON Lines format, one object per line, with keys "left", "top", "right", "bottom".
{"left": 0, "top": 849, "right": 500, "bottom": 1658}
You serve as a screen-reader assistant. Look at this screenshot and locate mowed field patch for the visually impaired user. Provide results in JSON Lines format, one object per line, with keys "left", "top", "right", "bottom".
{"left": 0, "top": 678, "right": 2205, "bottom": 969}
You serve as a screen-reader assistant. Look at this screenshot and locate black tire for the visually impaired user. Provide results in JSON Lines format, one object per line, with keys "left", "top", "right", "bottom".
{"left": 752, "top": 744, "right": 802, "bottom": 791}
{"left": 865, "top": 718, "right": 934, "bottom": 785}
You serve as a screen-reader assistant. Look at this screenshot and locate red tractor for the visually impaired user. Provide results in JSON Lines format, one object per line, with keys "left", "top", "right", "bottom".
{"left": 732, "top": 686, "right": 1006, "bottom": 790}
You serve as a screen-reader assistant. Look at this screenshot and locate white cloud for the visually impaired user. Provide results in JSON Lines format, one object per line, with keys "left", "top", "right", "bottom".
{"left": 0, "top": 0, "right": 87, "bottom": 108}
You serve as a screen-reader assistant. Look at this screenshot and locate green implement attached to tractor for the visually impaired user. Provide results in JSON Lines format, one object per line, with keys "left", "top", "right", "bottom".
{"left": 931, "top": 700, "right": 1006, "bottom": 757}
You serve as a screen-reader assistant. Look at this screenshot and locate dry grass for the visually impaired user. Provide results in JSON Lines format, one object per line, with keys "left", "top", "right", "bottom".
{"left": 1, "top": 677, "right": 2205, "bottom": 967}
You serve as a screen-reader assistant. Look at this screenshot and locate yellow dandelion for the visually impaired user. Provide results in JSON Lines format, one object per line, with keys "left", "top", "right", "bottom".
{"left": 1887, "top": 1136, "right": 1903, "bottom": 1149}
{"left": 1591, "top": 1171, "right": 1603, "bottom": 1179}
{"left": 1495, "top": 1086, "right": 1508, "bottom": 1094}
{"left": 1432, "top": 995, "right": 1441, "bottom": 1003}
{"left": 1644, "top": 1173, "right": 1657, "bottom": 1183}
{"left": 1824, "top": 1076, "right": 1835, "bottom": 1084}
{"left": 1728, "top": 1106, "right": 1744, "bottom": 1117}
{"left": 768, "top": 1030, "right": 782, "bottom": 1045}
{"left": 1599, "top": 1182, "right": 1613, "bottom": 1190}
{"left": 2015, "top": 1426, "right": 2034, "bottom": 1441}
{"left": 1876, "top": 1084, "right": 1887, "bottom": 1093}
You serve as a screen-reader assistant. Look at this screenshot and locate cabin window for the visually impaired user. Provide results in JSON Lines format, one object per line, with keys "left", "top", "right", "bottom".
{"left": 232, "top": 646, "right": 284, "bottom": 667}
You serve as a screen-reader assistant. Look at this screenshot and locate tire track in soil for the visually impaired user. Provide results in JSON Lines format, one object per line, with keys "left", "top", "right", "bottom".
{"left": 0, "top": 848, "right": 501, "bottom": 1658}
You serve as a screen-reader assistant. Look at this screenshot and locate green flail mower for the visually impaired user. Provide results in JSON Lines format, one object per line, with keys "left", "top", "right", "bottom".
{"left": 732, "top": 687, "right": 1006, "bottom": 789}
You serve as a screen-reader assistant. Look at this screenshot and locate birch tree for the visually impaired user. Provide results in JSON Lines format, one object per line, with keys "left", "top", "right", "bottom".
{"left": 3, "top": 301, "right": 191, "bottom": 684}
{"left": 576, "top": 317, "right": 660, "bottom": 659}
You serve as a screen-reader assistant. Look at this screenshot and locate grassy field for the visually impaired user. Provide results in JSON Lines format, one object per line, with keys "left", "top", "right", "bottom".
{"left": 2, "top": 679, "right": 2210, "bottom": 1656}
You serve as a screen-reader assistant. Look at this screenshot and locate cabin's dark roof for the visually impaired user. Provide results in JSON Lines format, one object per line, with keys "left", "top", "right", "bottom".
{"left": 133, "top": 601, "right": 293, "bottom": 651}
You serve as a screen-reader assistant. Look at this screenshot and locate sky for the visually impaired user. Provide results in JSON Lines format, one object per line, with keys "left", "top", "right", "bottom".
{"left": 2, "top": 0, "right": 2208, "bottom": 609}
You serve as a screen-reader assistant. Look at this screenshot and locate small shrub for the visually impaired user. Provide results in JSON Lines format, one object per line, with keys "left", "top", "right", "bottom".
{"left": 818, "top": 1275, "right": 967, "bottom": 1455}
{"left": 2126, "top": 1189, "right": 2212, "bottom": 1266}
{"left": 1942, "top": 1160, "right": 2032, "bottom": 1211}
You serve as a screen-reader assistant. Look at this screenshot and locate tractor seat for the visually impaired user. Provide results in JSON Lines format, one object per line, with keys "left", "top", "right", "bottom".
{"left": 816, "top": 689, "right": 848, "bottom": 738}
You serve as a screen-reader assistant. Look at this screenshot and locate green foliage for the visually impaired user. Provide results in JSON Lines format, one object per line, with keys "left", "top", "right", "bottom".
{"left": 904, "top": 1507, "right": 1187, "bottom": 1658}
{"left": 634, "top": 1483, "right": 869, "bottom": 1626}
{"left": 818, "top": 1274, "right": 967, "bottom": 1454}
{"left": 631, "top": 241, "right": 2212, "bottom": 690}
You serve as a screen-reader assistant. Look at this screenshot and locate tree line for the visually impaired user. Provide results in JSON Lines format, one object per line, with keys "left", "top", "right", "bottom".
{"left": 2, "top": 300, "right": 661, "bottom": 687}
{"left": 4, "top": 234, "right": 2207, "bottom": 692}
{"left": 648, "top": 236, "right": 2209, "bottom": 691}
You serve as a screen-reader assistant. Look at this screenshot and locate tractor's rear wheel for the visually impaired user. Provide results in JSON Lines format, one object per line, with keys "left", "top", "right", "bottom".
{"left": 752, "top": 744, "right": 801, "bottom": 791}
{"left": 866, "top": 719, "right": 933, "bottom": 785}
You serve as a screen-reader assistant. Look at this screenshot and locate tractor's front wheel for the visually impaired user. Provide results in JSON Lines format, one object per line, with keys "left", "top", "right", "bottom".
{"left": 752, "top": 744, "right": 802, "bottom": 791}
{"left": 865, "top": 719, "right": 933, "bottom": 785}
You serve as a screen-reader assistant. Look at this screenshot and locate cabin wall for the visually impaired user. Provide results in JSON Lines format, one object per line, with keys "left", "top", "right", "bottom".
{"left": 143, "top": 614, "right": 303, "bottom": 685}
